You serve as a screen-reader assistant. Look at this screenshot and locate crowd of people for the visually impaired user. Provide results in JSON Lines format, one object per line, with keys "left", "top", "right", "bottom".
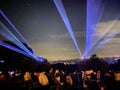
{"left": 0, "top": 67, "right": 119, "bottom": 90}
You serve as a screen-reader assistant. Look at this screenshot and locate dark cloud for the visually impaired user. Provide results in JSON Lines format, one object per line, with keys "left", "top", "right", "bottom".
{"left": 113, "top": 33, "right": 120, "bottom": 38}
{"left": 99, "top": 0, "right": 120, "bottom": 22}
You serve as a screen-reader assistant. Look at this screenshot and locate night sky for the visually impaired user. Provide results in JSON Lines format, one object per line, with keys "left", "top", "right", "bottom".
{"left": 0, "top": 0, "right": 120, "bottom": 61}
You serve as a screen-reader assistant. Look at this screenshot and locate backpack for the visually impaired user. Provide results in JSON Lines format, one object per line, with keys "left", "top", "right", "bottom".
{"left": 38, "top": 72, "right": 49, "bottom": 86}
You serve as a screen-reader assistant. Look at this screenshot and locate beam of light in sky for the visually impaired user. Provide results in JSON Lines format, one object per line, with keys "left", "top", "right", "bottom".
{"left": 0, "top": 41, "right": 38, "bottom": 60}
{"left": 53, "top": 0, "right": 82, "bottom": 57}
{"left": 0, "top": 22, "right": 39, "bottom": 61}
{"left": 84, "top": 0, "right": 104, "bottom": 57}
{"left": 95, "top": 0, "right": 106, "bottom": 26}
{"left": 89, "top": 32, "right": 117, "bottom": 56}
{"left": 0, "top": 9, "right": 36, "bottom": 53}
{"left": 89, "top": 16, "right": 120, "bottom": 55}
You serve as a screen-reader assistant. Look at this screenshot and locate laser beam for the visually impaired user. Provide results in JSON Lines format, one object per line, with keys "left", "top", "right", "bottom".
{"left": 89, "top": 32, "right": 117, "bottom": 56}
{"left": 95, "top": 0, "right": 106, "bottom": 26}
{"left": 85, "top": 0, "right": 104, "bottom": 57}
{"left": 84, "top": 0, "right": 107, "bottom": 58}
{"left": 0, "top": 9, "right": 35, "bottom": 53}
{"left": 53, "top": 0, "right": 82, "bottom": 57}
{"left": 0, "top": 22, "right": 38, "bottom": 61}
{"left": 89, "top": 15, "right": 120, "bottom": 55}
{"left": 0, "top": 41, "right": 36, "bottom": 60}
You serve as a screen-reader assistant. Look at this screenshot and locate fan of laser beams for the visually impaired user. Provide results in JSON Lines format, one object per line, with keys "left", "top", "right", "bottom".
{"left": 0, "top": 10, "right": 34, "bottom": 52}
{"left": 88, "top": 15, "right": 120, "bottom": 54}
{"left": 0, "top": 10, "right": 39, "bottom": 61}
{"left": 0, "top": 9, "right": 38, "bottom": 58}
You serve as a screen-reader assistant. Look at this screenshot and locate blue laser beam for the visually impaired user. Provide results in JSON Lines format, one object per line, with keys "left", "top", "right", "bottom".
{"left": 0, "top": 22, "right": 38, "bottom": 61}
{"left": 53, "top": 0, "right": 82, "bottom": 57}
{"left": 84, "top": 0, "right": 106, "bottom": 57}
{"left": 88, "top": 15, "right": 120, "bottom": 55}
{"left": 0, "top": 41, "right": 36, "bottom": 60}
{"left": 0, "top": 31, "right": 38, "bottom": 61}
{"left": 95, "top": 16, "right": 120, "bottom": 44}
{"left": 89, "top": 32, "right": 116, "bottom": 56}
{"left": 95, "top": 0, "right": 106, "bottom": 26}
{"left": 0, "top": 21, "right": 31, "bottom": 53}
{"left": 85, "top": 0, "right": 101, "bottom": 57}
{"left": 0, "top": 9, "right": 35, "bottom": 53}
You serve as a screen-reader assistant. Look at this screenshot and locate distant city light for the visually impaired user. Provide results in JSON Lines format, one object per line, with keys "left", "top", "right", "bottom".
{"left": 81, "top": 56, "right": 88, "bottom": 60}
{"left": 37, "top": 57, "right": 45, "bottom": 62}
{"left": 0, "top": 59, "right": 4, "bottom": 63}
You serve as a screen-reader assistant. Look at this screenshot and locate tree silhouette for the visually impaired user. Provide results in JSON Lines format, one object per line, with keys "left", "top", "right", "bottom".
{"left": 78, "top": 54, "right": 109, "bottom": 73}
{"left": 0, "top": 40, "right": 39, "bottom": 72}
